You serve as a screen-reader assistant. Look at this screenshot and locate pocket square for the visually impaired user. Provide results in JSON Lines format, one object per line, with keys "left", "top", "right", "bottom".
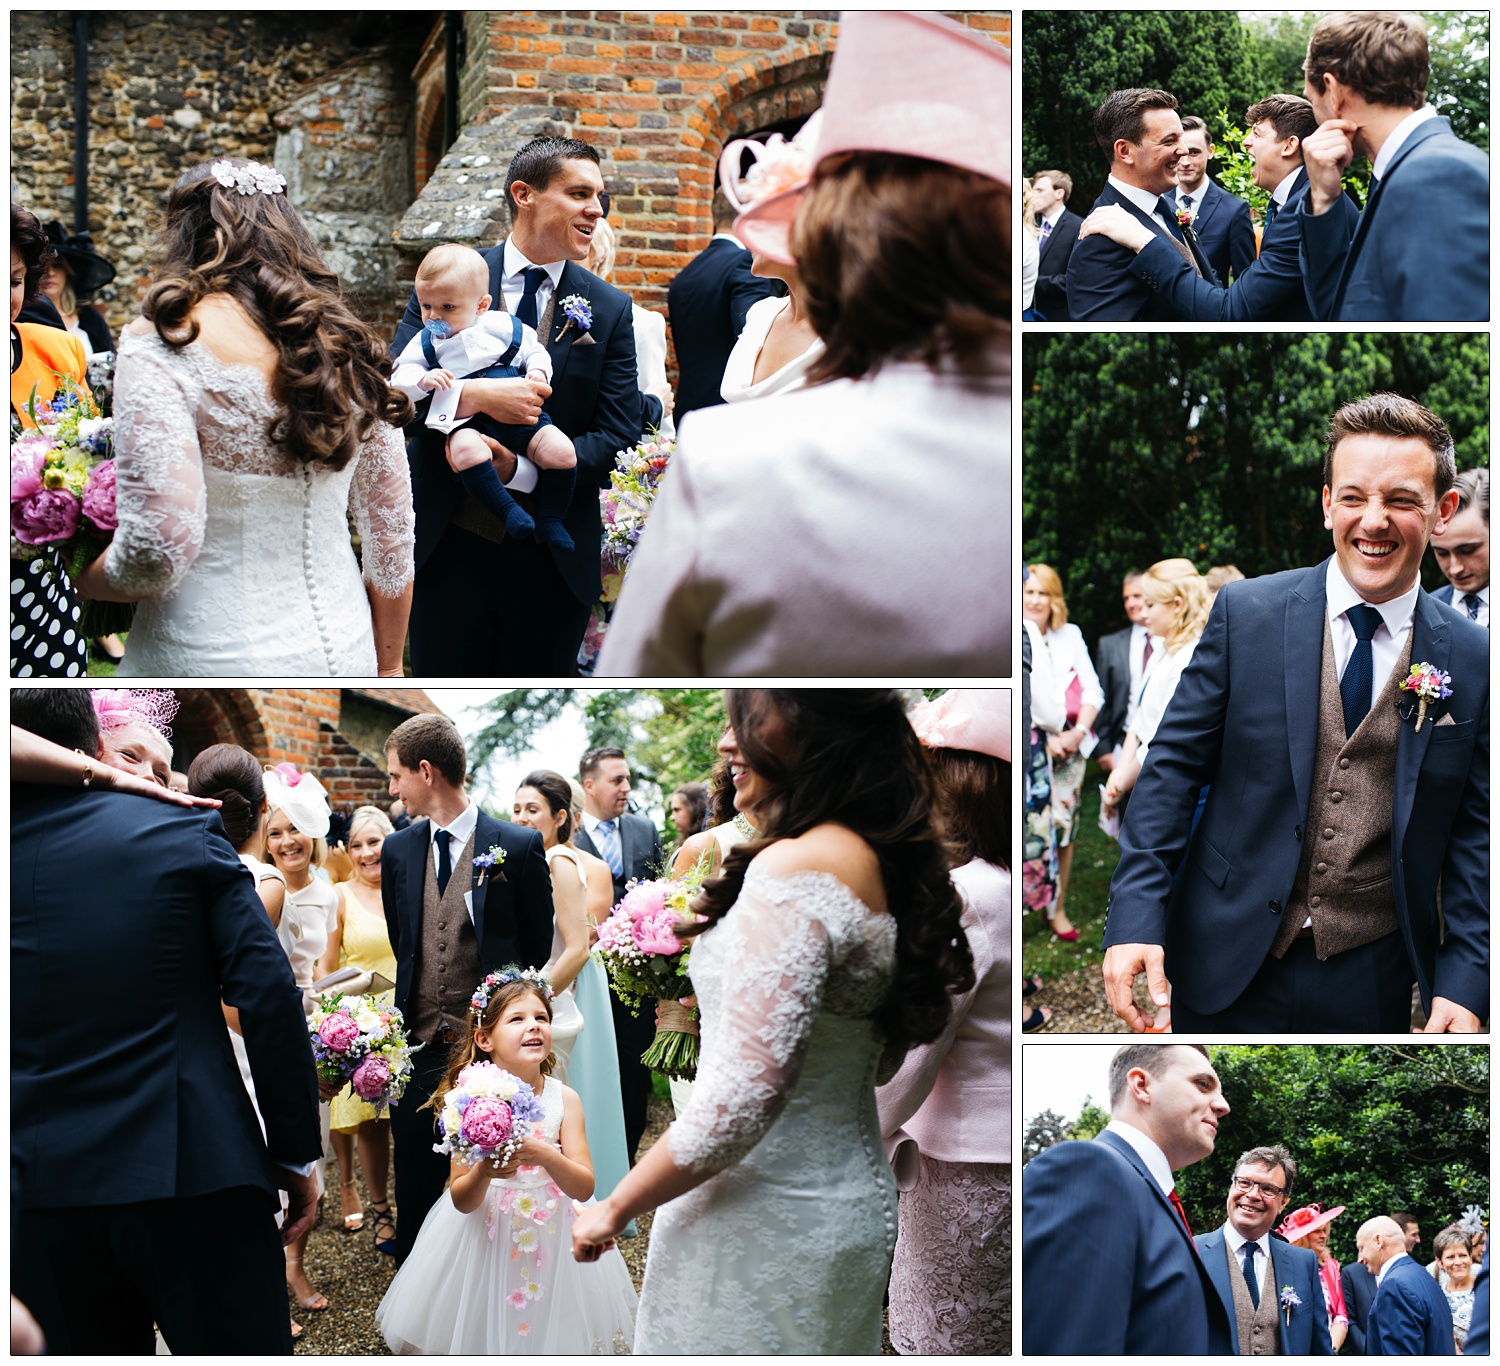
{"left": 572, "top": 332, "right": 596, "bottom": 346}
{"left": 1435, "top": 712, "right": 1457, "bottom": 726}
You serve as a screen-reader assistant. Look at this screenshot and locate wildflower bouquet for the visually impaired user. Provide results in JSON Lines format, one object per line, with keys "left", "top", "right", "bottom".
{"left": 308, "top": 991, "right": 415, "bottom": 1116}
{"left": 434, "top": 1061, "right": 548, "bottom": 1169}
{"left": 11, "top": 377, "right": 130, "bottom": 634}
{"left": 599, "top": 433, "right": 673, "bottom": 590}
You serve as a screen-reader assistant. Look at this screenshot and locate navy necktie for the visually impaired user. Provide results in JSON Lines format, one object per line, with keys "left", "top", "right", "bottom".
{"left": 516, "top": 266, "right": 548, "bottom": 330}
{"left": 1264, "top": 198, "right": 1280, "bottom": 231}
{"left": 1241, "top": 1243, "right": 1262, "bottom": 1309}
{"left": 1340, "top": 603, "right": 1383, "bottom": 737}
{"left": 435, "top": 828, "right": 452, "bottom": 897}
{"left": 1463, "top": 592, "right": 1482, "bottom": 621}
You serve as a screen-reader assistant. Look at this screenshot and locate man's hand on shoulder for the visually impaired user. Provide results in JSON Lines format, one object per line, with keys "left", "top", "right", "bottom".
{"left": 1102, "top": 942, "right": 1173, "bottom": 1032}
{"left": 1420, "top": 997, "right": 1482, "bottom": 1033}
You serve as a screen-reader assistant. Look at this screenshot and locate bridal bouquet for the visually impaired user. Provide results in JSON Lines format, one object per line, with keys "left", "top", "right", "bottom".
{"left": 309, "top": 991, "right": 415, "bottom": 1116}
{"left": 10, "top": 377, "right": 131, "bottom": 635}
{"left": 599, "top": 433, "right": 674, "bottom": 592}
{"left": 434, "top": 1061, "right": 548, "bottom": 1169}
{"left": 594, "top": 870, "right": 705, "bottom": 1079}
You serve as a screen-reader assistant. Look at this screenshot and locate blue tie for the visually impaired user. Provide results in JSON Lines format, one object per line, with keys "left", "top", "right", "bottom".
{"left": 1241, "top": 1243, "right": 1261, "bottom": 1309}
{"left": 1264, "top": 198, "right": 1279, "bottom": 231}
{"left": 597, "top": 819, "right": 623, "bottom": 878}
{"left": 516, "top": 266, "right": 547, "bottom": 330}
{"left": 1340, "top": 603, "right": 1383, "bottom": 737}
{"left": 435, "top": 828, "right": 452, "bottom": 897}
{"left": 1463, "top": 592, "right": 1482, "bottom": 621}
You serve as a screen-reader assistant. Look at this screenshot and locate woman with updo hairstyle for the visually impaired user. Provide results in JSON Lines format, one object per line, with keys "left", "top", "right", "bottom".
{"left": 72, "top": 157, "right": 416, "bottom": 677}
{"left": 574, "top": 689, "right": 974, "bottom": 1354}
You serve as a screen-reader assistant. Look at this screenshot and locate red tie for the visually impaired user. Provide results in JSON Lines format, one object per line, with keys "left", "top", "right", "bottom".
{"left": 1142, "top": 633, "right": 1154, "bottom": 671}
{"left": 1169, "top": 1188, "right": 1194, "bottom": 1238}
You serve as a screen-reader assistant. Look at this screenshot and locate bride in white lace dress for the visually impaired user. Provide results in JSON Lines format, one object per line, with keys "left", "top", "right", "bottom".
{"left": 573, "top": 691, "right": 975, "bottom": 1353}
{"left": 74, "top": 158, "right": 415, "bottom": 676}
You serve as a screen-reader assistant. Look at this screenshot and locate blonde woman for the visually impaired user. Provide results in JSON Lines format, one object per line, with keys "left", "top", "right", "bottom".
{"left": 1102, "top": 558, "right": 1211, "bottom": 818}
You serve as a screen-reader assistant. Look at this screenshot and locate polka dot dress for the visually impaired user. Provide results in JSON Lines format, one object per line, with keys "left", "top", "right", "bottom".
{"left": 10, "top": 550, "right": 88, "bottom": 678}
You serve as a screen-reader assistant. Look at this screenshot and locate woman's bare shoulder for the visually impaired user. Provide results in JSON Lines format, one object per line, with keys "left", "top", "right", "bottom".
{"left": 750, "top": 825, "right": 885, "bottom": 912}
{"left": 671, "top": 829, "right": 717, "bottom": 877}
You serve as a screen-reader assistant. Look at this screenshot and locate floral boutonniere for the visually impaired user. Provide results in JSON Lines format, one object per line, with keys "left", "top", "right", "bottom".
{"left": 1397, "top": 662, "right": 1453, "bottom": 732}
{"left": 1176, "top": 208, "right": 1195, "bottom": 228}
{"left": 474, "top": 844, "right": 507, "bottom": 886}
{"left": 1279, "top": 1285, "right": 1302, "bottom": 1327}
{"left": 555, "top": 294, "right": 593, "bottom": 343}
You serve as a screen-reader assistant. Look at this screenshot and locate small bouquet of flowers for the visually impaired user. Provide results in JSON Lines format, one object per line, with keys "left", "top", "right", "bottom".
{"left": 594, "top": 869, "right": 705, "bottom": 1079}
{"left": 599, "top": 433, "right": 674, "bottom": 593}
{"left": 434, "top": 1061, "right": 548, "bottom": 1169}
{"left": 11, "top": 376, "right": 130, "bottom": 635}
{"left": 309, "top": 991, "right": 415, "bottom": 1117}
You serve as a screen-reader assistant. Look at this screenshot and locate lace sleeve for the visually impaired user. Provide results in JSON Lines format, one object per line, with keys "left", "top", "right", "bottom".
{"left": 349, "top": 422, "right": 415, "bottom": 598}
{"left": 102, "top": 335, "right": 208, "bottom": 596}
{"left": 667, "top": 879, "right": 832, "bottom": 1176}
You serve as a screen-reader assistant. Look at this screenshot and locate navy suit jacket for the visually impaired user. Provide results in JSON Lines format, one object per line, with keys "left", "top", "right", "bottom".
{"left": 1094, "top": 624, "right": 1134, "bottom": 755}
{"left": 1368, "top": 1255, "right": 1457, "bottom": 1355}
{"left": 574, "top": 809, "right": 663, "bottom": 902}
{"left": 666, "top": 236, "right": 783, "bottom": 420}
{"left": 1299, "top": 116, "right": 1489, "bottom": 321}
{"left": 1067, "top": 182, "right": 1220, "bottom": 320}
{"left": 1033, "top": 207, "right": 1083, "bottom": 321}
{"left": 1343, "top": 1258, "right": 1380, "bottom": 1354}
{"left": 1179, "top": 177, "right": 1256, "bottom": 284}
{"left": 12, "top": 788, "right": 321, "bottom": 1210}
{"left": 1023, "top": 1130, "right": 1232, "bottom": 1354}
{"left": 1467, "top": 1249, "right": 1489, "bottom": 1356}
{"left": 381, "top": 810, "right": 554, "bottom": 1025}
{"left": 1104, "top": 561, "right": 1490, "bottom": 1020}
{"left": 1197, "top": 1224, "right": 1334, "bottom": 1354}
{"left": 392, "top": 247, "right": 644, "bottom": 605}
{"left": 1131, "top": 171, "right": 1358, "bottom": 321}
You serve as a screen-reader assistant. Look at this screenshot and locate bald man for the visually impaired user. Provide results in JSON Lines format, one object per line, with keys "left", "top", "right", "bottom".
{"left": 1359, "top": 1215, "right": 1455, "bottom": 1355}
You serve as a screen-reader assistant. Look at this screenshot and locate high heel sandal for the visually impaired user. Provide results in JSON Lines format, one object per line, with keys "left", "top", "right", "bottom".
{"left": 370, "top": 1199, "right": 397, "bottom": 1257}
{"left": 285, "top": 1257, "right": 328, "bottom": 1312}
{"left": 340, "top": 1177, "right": 364, "bottom": 1231}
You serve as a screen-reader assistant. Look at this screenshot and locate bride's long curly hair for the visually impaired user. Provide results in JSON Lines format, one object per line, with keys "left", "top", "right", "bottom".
{"left": 683, "top": 690, "right": 975, "bottom": 1060}
{"left": 143, "top": 158, "right": 412, "bottom": 470}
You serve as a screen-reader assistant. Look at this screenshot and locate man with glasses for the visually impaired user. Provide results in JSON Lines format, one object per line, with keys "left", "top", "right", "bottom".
{"left": 1196, "top": 1145, "right": 1333, "bottom": 1355}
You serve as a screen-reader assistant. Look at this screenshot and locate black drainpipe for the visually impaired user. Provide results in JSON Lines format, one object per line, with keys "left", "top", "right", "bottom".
{"left": 73, "top": 12, "right": 89, "bottom": 233}
{"left": 444, "top": 13, "right": 461, "bottom": 152}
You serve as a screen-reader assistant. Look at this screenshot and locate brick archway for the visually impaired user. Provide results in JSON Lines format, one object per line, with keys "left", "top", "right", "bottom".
{"left": 173, "top": 688, "right": 269, "bottom": 771}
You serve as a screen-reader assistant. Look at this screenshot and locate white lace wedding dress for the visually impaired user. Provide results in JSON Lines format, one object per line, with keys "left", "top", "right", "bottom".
{"left": 634, "top": 864, "right": 900, "bottom": 1354}
{"left": 103, "top": 329, "right": 415, "bottom": 675}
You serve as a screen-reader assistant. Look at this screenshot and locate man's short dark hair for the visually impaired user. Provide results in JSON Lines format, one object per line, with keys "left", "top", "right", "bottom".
{"left": 1451, "top": 467, "right": 1490, "bottom": 523}
{"left": 1391, "top": 1210, "right": 1420, "bottom": 1230}
{"left": 504, "top": 136, "right": 602, "bottom": 223}
{"left": 1245, "top": 93, "right": 1319, "bottom": 148}
{"left": 1095, "top": 88, "right": 1179, "bottom": 162}
{"left": 1178, "top": 114, "right": 1212, "bottom": 145}
{"left": 1108, "top": 1042, "right": 1212, "bottom": 1108}
{"left": 1234, "top": 1144, "right": 1298, "bottom": 1200}
{"left": 711, "top": 184, "right": 735, "bottom": 231}
{"left": 1033, "top": 168, "right": 1073, "bottom": 203}
{"left": 579, "top": 746, "right": 627, "bottom": 782}
{"left": 1305, "top": 11, "right": 1429, "bottom": 109}
{"left": 385, "top": 713, "right": 467, "bottom": 788}
{"left": 13, "top": 688, "right": 100, "bottom": 754}
{"left": 1323, "top": 393, "right": 1457, "bottom": 499}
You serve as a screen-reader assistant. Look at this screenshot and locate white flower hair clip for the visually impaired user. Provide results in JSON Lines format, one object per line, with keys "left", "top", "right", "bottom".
{"left": 210, "top": 159, "right": 288, "bottom": 198}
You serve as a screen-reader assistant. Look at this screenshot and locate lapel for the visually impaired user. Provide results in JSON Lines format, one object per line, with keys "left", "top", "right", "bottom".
{"left": 1199, "top": 1226, "right": 1237, "bottom": 1325}
{"left": 405, "top": 818, "right": 431, "bottom": 948}
{"left": 1037, "top": 211, "right": 1067, "bottom": 266}
{"left": 1096, "top": 1131, "right": 1199, "bottom": 1255}
{"left": 617, "top": 812, "right": 636, "bottom": 881}
{"left": 1284, "top": 564, "right": 1328, "bottom": 824}
{"left": 1268, "top": 1238, "right": 1294, "bottom": 1350}
{"left": 1391, "top": 590, "right": 1450, "bottom": 852}
{"left": 1156, "top": 192, "right": 1188, "bottom": 242}
{"left": 469, "top": 810, "right": 496, "bottom": 949}
{"left": 1191, "top": 181, "right": 1219, "bottom": 234}
{"left": 546, "top": 259, "right": 589, "bottom": 387}
{"left": 574, "top": 819, "right": 599, "bottom": 862}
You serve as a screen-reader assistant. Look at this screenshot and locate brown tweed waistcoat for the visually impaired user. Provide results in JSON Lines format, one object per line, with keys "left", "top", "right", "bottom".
{"left": 1226, "top": 1239, "right": 1282, "bottom": 1356}
{"left": 407, "top": 830, "right": 482, "bottom": 1045}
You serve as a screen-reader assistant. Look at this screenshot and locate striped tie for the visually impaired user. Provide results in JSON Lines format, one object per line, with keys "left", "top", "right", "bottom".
{"left": 597, "top": 819, "right": 623, "bottom": 878}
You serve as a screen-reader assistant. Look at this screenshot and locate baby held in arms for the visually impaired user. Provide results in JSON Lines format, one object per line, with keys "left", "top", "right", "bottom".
{"left": 392, "top": 242, "right": 577, "bottom": 550}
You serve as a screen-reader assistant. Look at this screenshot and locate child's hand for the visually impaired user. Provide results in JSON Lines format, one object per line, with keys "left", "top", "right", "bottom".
{"left": 526, "top": 367, "right": 550, "bottom": 386}
{"left": 419, "top": 369, "right": 456, "bottom": 392}
{"left": 487, "top": 1132, "right": 556, "bottom": 1179}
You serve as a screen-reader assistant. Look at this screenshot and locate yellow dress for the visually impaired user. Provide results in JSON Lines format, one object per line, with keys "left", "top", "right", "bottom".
{"left": 329, "top": 881, "right": 399, "bottom": 1134}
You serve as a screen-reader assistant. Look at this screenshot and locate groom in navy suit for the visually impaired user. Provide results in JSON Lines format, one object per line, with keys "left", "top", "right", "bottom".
{"left": 1296, "top": 11, "right": 1489, "bottom": 321}
{"left": 393, "top": 137, "right": 645, "bottom": 674}
{"left": 1359, "top": 1216, "right": 1457, "bottom": 1354}
{"left": 1065, "top": 88, "right": 1219, "bottom": 321}
{"left": 1104, "top": 394, "right": 1489, "bottom": 1034}
{"left": 381, "top": 713, "right": 554, "bottom": 1263}
{"left": 1024, "top": 1043, "right": 1233, "bottom": 1354}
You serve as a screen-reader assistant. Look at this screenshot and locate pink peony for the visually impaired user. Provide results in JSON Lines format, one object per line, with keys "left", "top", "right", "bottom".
{"left": 350, "top": 1055, "right": 392, "bottom": 1100}
{"left": 80, "top": 460, "right": 117, "bottom": 532}
{"left": 317, "top": 1012, "right": 361, "bottom": 1052}
{"left": 620, "top": 882, "right": 669, "bottom": 920}
{"left": 11, "top": 488, "right": 80, "bottom": 545}
{"left": 461, "top": 1096, "right": 514, "bottom": 1150}
{"left": 633, "top": 908, "right": 684, "bottom": 956}
{"left": 10, "top": 439, "right": 46, "bottom": 503}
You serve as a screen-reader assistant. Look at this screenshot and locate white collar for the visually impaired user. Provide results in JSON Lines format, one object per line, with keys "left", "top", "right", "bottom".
{"left": 1108, "top": 174, "right": 1175, "bottom": 221}
{"left": 1271, "top": 164, "right": 1304, "bottom": 208}
{"left": 1105, "top": 1119, "right": 1174, "bottom": 1196}
{"left": 1372, "top": 106, "right": 1438, "bottom": 181}
{"left": 1377, "top": 1250, "right": 1410, "bottom": 1285}
{"left": 711, "top": 231, "right": 747, "bottom": 248}
{"left": 1176, "top": 179, "right": 1206, "bottom": 207}
{"left": 1131, "top": 621, "right": 1147, "bottom": 639}
{"left": 1225, "top": 1222, "right": 1270, "bottom": 1260}
{"left": 1465, "top": 585, "right": 1491, "bottom": 604}
{"left": 430, "top": 800, "right": 479, "bottom": 852}
{"left": 502, "top": 239, "right": 566, "bottom": 290}
{"left": 1325, "top": 556, "right": 1420, "bottom": 639}
{"left": 583, "top": 809, "right": 623, "bottom": 834}
{"left": 1041, "top": 204, "right": 1067, "bottom": 227}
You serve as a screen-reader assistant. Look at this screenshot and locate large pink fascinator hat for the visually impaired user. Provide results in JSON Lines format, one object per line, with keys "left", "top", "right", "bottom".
{"left": 908, "top": 689, "right": 1010, "bottom": 762}
{"left": 263, "top": 761, "right": 332, "bottom": 839}
{"left": 91, "top": 688, "right": 179, "bottom": 738}
{"left": 730, "top": 10, "right": 1012, "bottom": 264}
{"left": 718, "top": 111, "right": 823, "bottom": 266}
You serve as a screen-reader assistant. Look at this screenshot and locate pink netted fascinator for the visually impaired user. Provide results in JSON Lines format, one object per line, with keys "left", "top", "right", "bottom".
{"left": 907, "top": 689, "right": 1010, "bottom": 762}
{"left": 263, "top": 763, "right": 332, "bottom": 839}
{"left": 91, "top": 688, "right": 179, "bottom": 738}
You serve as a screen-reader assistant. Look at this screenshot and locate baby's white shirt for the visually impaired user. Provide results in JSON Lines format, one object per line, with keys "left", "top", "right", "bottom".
{"left": 392, "top": 311, "right": 553, "bottom": 431}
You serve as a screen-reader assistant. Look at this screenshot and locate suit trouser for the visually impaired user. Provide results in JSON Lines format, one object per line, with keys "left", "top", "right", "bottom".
{"left": 389, "top": 1036, "right": 456, "bottom": 1267}
{"left": 14, "top": 1186, "right": 291, "bottom": 1354}
{"left": 611, "top": 990, "right": 658, "bottom": 1161}
{"left": 410, "top": 523, "right": 593, "bottom": 676}
{"left": 1172, "top": 930, "right": 1414, "bottom": 1032}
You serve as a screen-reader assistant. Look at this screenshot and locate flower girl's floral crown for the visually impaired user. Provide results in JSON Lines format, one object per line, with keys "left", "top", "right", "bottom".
{"left": 210, "top": 159, "right": 287, "bottom": 197}
{"left": 471, "top": 966, "right": 554, "bottom": 1020}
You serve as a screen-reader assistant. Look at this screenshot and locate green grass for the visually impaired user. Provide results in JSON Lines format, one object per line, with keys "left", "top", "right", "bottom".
{"left": 1020, "top": 759, "right": 1123, "bottom": 985}
{"left": 86, "top": 631, "right": 124, "bottom": 677}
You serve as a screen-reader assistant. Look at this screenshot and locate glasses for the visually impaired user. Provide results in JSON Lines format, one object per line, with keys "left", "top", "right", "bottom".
{"left": 1232, "top": 1176, "right": 1286, "bottom": 1199}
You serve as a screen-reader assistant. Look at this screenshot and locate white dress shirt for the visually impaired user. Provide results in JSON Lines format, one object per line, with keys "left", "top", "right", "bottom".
{"left": 1039, "top": 204, "right": 1067, "bottom": 234}
{"left": 1372, "top": 106, "right": 1439, "bottom": 181}
{"left": 1175, "top": 179, "right": 1206, "bottom": 218}
{"left": 1325, "top": 558, "right": 1419, "bottom": 711}
{"left": 1377, "top": 1250, "right": 1411, "bottom": 1286}
{"left": 1270, "top": 164, "right": 1304, "bottom": 210}
{"left": 1131, "top": 635, "right": 1200, "bottom": 766}
{"left": 1105, "top": 1119, "right": 1174, "bottom": 1196}
{"left": 490, "top": 241, "right": 569, "bottom": 495}
{"left": 1456, "top": 584, "right": 1490, "bottom": 627}
{"left": 1224, "top": 1222, "right": 1271, "bottom": 1286}
{"left": 1108, "top": 174, "right": 1179, "bottom": 232}
{"left": 430, "top": 800, "right": 480, "bottom": 921}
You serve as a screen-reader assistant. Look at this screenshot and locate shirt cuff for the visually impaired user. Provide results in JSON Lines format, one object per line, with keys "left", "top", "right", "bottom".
{"left": 274, "top": 1158, "right": 320, "bottom": 1181}
{"left": 505, "top": 455, "right": 539, "bottom": 494}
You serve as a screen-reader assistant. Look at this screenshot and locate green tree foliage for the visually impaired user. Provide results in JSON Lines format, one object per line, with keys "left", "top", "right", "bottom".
{"left": 466, "top": 689, "right": 574, "bottom": 776}
{"left": 1073, "top": 1098, "right": 1111, "bottom": 1143}
{"left": 1174, "top": 1046, "right": 1488, "bottom": 1266}
{"left": 1023, "top": 1107, "right": 1075, "bottom": 1164}
{"left": 634, "top": 689, "right": 727, "bottom": 801}
{"left": 1022, "top": 11, "right": 1263, "bottom": 204}
{"left": 1022, "top": 332, "right": 1490, "bottom": 647}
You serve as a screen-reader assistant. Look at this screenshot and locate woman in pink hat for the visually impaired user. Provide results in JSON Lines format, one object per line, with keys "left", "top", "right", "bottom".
{"left": 1279, "top": 1202, "right": 1350, "bottom": 1351}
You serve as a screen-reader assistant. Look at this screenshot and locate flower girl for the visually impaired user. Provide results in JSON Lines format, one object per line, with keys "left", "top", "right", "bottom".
{"left": 375, "top": 969, "right": 637, "bottom": 1354}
